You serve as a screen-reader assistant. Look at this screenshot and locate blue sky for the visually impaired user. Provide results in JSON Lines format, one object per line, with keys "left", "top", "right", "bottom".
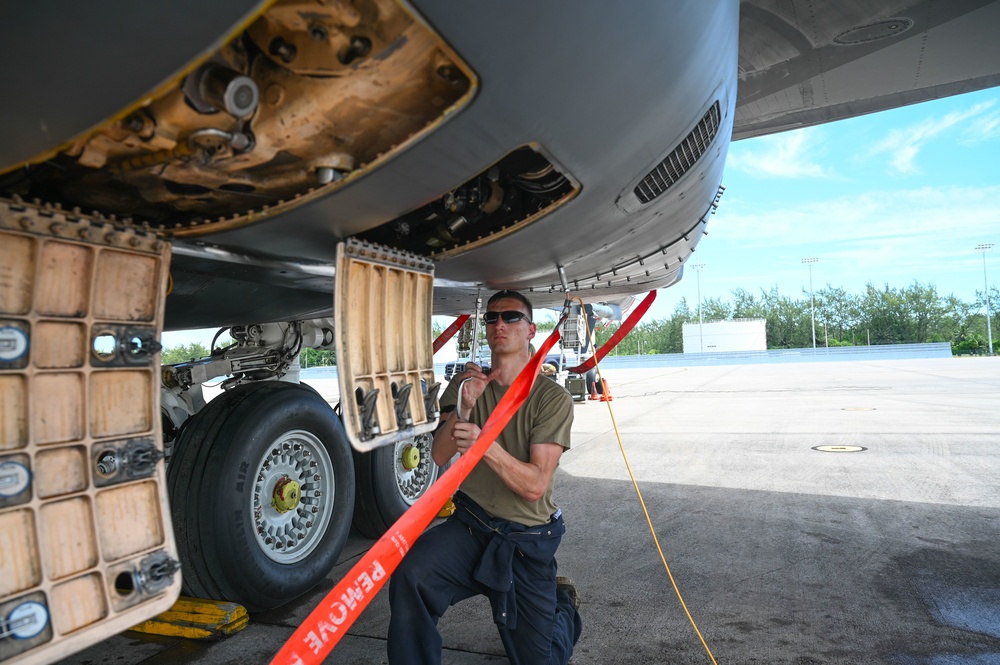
{"left": 632, "top": 86, "right": 1000, "bottom": 324}
{"left": 164, "top": 87, "right": 1000, "bottom": 353}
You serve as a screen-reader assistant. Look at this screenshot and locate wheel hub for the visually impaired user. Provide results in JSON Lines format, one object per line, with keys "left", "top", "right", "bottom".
{"left": 251, "top": 429, "right": 335, "bottom": 564}
{"left": 400, "top": 445, "right": 420, "bottom": 471}
{"left": 271, "top": 476, "right": 302, "bottom": 513}
{"left": 394, "top": 433, "right": 435, "bottom": 506}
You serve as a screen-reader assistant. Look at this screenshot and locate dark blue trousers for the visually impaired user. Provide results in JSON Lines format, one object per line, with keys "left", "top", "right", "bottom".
{"left": 387, "top": 505, "right": 582, "bottom": 664}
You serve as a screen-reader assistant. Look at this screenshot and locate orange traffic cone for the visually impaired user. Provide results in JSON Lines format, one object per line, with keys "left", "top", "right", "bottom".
{"left": 600, "top": 379, "right": 613, "bottom": 401}
{"left": 588, "top": 380, "right": 599, "bottom": 400}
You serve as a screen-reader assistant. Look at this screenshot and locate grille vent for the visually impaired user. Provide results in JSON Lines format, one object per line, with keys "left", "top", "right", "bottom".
{"left": 633, "top": 101, "right": 721, "bottom": 205}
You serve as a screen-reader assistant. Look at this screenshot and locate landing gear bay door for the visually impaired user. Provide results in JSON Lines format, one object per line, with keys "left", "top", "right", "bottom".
{"left": 335, "top": 239, "right": 440, "bottom": 452}
{"left": 0, "top": 199, "right": 180, "bottom": 665}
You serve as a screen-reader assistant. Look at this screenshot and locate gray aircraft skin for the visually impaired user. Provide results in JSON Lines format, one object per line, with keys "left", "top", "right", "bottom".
{"left": 4, "top": 1, "right": 999, "bottom": 329}
{"left": 2, "top": 2, "right": 1000, "bottom": 663}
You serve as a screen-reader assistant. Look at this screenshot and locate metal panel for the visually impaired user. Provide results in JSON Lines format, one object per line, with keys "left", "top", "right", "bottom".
{"left": 334, "top": 239, "right": 440, "bottom": 452}
{"left": 0, "top": 199, "right": 180, "bottom": 665}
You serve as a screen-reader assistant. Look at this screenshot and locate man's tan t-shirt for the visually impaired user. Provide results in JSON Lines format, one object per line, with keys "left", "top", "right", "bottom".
{"left": 440, "top": 375, "right": 573, "bottom": 526}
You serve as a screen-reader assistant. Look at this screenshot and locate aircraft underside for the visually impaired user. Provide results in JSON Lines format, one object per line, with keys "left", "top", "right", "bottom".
{"left": 2, "top": 0, "right": 999, "bottom": 662}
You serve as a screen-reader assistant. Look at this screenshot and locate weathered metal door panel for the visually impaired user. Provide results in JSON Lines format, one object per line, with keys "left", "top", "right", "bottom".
{"left": 0, "top": 199, "right": 180, "bottom": 664}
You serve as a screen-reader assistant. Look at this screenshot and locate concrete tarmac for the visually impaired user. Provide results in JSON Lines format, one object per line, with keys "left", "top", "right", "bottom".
{"left": 63, "top": 357, "right": 1000, "bottom": 664}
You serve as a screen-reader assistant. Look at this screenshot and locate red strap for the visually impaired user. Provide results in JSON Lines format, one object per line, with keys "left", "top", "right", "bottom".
{"left": 568, "top": 290, "right": 656, "bottom": 373}
{"left": 270, "top": 327, "right": 563, "bottom": 665}
{"left": 432, "top": 314, "right": 471, "bottom": 353}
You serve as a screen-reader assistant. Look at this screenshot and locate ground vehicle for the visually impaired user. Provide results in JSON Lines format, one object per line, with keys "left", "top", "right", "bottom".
{"left": 446, "top": 351, "right": 567, "bottom": 382}
{"left": 443, "top": 358, "right": 488, "bottom": 382}
{"left": 443, "top": 345, "right": 492, "bottom": 382}
{"left": 543, "top": 352, "right": 569, "bottom": 375}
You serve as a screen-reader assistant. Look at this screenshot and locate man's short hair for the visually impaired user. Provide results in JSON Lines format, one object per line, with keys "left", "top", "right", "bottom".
{"left": 487, "top": 289, "right": 533, "bottom": 322}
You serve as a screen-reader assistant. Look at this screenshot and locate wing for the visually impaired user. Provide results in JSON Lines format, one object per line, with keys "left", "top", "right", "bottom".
{"left": 734, "top": 0, "right": 1000, "bottom": 140}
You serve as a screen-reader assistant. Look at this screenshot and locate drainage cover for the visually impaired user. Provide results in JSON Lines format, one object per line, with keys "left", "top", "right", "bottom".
{"left": 813, "top": 445, "right": 867, "bottom": 453}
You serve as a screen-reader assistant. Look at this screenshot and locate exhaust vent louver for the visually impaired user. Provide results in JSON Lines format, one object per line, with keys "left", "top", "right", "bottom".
{"left": 634, "top": 101, "right": 721, "bottom": 205}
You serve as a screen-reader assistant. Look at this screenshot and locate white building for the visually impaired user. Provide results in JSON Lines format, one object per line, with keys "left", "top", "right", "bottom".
{"left": 682, "top": 319, "right": 767, "bottom": 354}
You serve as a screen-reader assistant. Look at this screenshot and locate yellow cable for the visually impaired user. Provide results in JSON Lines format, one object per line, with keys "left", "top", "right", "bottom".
{"left": 576, "top": 298, "right": 719, "bottom": 665}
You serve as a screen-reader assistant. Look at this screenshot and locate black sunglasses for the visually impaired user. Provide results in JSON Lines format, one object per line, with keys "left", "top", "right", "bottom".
{"left": 482, "top": 310, "right": 531, "bottom": 325}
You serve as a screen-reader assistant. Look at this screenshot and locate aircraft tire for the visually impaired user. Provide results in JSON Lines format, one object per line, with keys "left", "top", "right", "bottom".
{"left": 167, "top": 381, "right": 355, "bottom": 611}
{"left": 351, "top": 432, "right": 448, "bottom": 538}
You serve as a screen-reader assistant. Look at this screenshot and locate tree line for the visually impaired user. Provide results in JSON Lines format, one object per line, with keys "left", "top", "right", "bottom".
{"left": 584, "top": 281, "right": 999, "bottom": 355}
{"left": 161, "top": 342, "right": 336, "bottom": 366}
{"left": 162, "top": 280, "right": 997, "bottom": 365}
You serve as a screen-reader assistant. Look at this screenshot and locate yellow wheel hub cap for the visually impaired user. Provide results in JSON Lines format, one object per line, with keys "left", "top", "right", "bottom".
{"left": 271, "top": 476, "right": 301, "bottom": 513}
{"left": 401, "top": 445, "right": 420, "bottom": 471}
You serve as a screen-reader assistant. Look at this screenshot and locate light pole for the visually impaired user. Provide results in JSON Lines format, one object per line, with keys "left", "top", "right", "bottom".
{"left": 801, "top": 258, "right": 818, "bottom": 349}
{"left": 976, "top": 243, "right": 994, "bottom": 355}
{"left": 691, "top": 263, "right": 705, "bottom": 353}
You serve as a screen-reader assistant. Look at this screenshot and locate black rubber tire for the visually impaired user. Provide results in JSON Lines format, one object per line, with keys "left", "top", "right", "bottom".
{"left": 352, "top": 433, "right": 448, "bottom": 539}
{"left": 585, "top": 368, "right": 600, "bottom": 396}
{"left": 167, "top": 382, "right": 355, "bottom": 611}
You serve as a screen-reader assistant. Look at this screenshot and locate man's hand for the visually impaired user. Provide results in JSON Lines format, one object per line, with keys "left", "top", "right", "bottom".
{"left": 451, "top": 420, "right": 482, "bottom": 456}
{"left": 430, "top": 363, "right": 490, "bottom": 465}
{"left": 456, "top": 362, "right": 491, "bottom": 420}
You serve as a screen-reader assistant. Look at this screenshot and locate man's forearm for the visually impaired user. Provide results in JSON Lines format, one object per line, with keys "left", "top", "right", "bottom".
{"left": 482, "top": 444, "right": 558, "bottom": 503}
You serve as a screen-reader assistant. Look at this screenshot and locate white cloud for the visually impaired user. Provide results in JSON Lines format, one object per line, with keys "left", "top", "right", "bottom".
{"left": 870, "top": 101, "right": 996, "bottom": 174}
{"left": 718, "top": 184, "right": 1000, "bottom": 248}
{"left": 727, "top": 129, "right": 834, "bottom": 179}
{"left": 962, "top": 110, "right": 1000, "bottom": 145}
{"left": 706, "top": 184, "right": 1000, "bottom": 303}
